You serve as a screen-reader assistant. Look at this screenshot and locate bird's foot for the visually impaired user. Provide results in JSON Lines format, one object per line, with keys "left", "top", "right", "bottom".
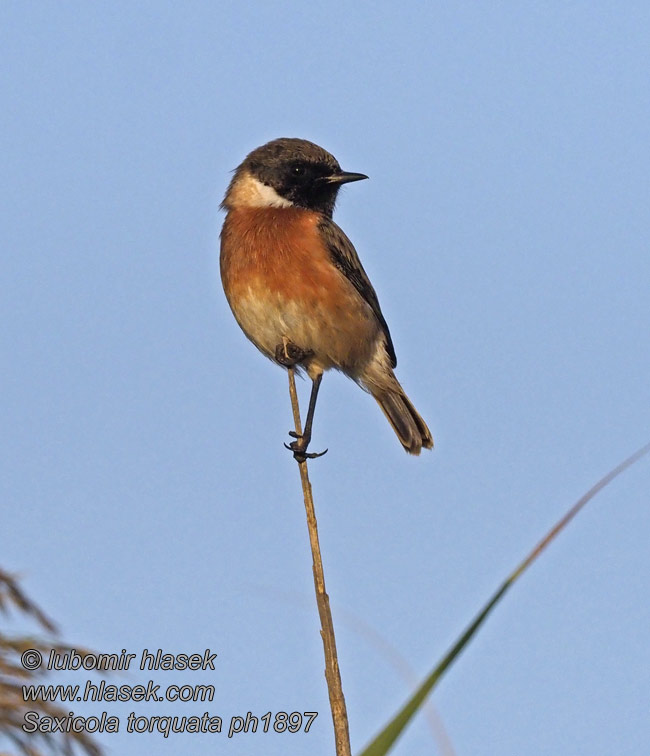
{"left": 284, "top": 432, "right": 328, "bottom": 463}
{"left": 275, "top": 339, "right": 313, "bottom": 367}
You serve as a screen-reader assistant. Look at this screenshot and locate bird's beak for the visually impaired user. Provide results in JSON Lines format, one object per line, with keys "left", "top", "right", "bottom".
{"left": 323, "top": 171, "right": 369, "bottom": 185}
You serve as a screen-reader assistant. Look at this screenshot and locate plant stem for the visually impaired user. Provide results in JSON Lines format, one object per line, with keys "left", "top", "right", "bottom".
{"left": 287, "top": 367, "right": 352, "bottom": 756}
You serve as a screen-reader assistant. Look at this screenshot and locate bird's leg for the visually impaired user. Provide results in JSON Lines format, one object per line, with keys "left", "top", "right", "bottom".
{"left": 275, "top": 339, "right": 327, "bottom": 461}
{"left": 285, "top": 373, "right": 328, "bottom": 462}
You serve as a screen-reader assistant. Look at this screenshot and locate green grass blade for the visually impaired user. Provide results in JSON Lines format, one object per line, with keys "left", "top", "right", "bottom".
{"left": 358, "top": 441, "right": 650, "bottom": 756}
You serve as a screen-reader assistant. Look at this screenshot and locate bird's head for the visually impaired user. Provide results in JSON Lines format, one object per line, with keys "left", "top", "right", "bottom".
{"left": 222, "top": 138, "right": 368, "bottom": 217}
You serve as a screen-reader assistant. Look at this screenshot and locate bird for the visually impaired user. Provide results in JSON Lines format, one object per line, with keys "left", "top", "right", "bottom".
{"left": 219, "top": 137, "right": 433, "bottom": 458}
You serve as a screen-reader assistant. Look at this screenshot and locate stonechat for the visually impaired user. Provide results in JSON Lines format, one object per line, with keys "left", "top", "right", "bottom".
{"left": 220, "top": 138, "right": 433, "bottom": 457}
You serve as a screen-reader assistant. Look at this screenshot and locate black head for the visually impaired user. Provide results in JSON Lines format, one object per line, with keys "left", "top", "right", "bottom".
{"left": 228, "top": 138, "right": 367, "bottom": 217}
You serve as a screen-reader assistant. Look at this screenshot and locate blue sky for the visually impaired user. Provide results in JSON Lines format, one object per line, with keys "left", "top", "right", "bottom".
{"left": 2, "top": 2, "right": 649, "bottom": 754}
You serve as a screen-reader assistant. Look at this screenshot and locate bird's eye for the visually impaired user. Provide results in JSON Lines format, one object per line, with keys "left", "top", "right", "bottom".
{"left": 292, "top": 164, "right": 306, "bottom": 176}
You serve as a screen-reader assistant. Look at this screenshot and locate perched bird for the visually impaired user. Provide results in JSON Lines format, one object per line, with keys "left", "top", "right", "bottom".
{"left": 220, "top": 138, "right": 433, "bottom": 457}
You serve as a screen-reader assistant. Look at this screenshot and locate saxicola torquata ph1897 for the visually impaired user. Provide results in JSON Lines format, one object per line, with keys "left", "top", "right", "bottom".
{"left": 220, "top": 138, "right": 433, "bottom": 458}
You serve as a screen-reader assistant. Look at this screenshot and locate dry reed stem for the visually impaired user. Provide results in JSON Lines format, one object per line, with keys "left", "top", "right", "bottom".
{"left": 287, "top": 367, "right": 352, "bottom": 756}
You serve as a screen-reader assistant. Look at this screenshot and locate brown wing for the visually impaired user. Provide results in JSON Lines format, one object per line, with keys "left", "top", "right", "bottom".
{"left": 318, "top": 217, "right": 397, "bottom": 368}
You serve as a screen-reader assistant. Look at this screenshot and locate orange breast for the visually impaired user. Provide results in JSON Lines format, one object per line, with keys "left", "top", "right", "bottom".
{"left": 221, "top": 207, "right": 345, "bottom": 301}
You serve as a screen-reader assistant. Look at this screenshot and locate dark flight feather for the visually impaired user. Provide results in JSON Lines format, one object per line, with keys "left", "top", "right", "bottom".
{"left": 318, "top": 217, "right": 397, "bottom": 368}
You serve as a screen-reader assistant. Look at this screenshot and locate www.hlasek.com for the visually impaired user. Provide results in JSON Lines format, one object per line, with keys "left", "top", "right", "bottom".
{"left": 20, "top": 647, "right": 318, "bottom": 738}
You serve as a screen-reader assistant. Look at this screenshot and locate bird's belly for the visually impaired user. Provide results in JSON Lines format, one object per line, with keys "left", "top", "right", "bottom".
{"left": 229, "top": 284, "right": 379, "bottom": 375}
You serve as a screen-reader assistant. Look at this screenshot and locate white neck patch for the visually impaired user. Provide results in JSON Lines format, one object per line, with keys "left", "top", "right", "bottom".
{"left": 227, "top": 173, "right": 293, "bottom": 209}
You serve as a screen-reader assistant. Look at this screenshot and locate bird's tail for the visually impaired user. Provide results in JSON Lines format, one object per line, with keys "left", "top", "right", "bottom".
{"left": 372, "top": 386, "right": 433, "bottom": 455}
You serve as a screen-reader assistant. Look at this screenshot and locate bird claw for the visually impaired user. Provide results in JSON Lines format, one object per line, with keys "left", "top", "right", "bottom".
{"left": 284, "top": 438, "right": 328, "bottom": 463}
{"left": 275, "top": 340, "right": 313, "bottom": 367}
